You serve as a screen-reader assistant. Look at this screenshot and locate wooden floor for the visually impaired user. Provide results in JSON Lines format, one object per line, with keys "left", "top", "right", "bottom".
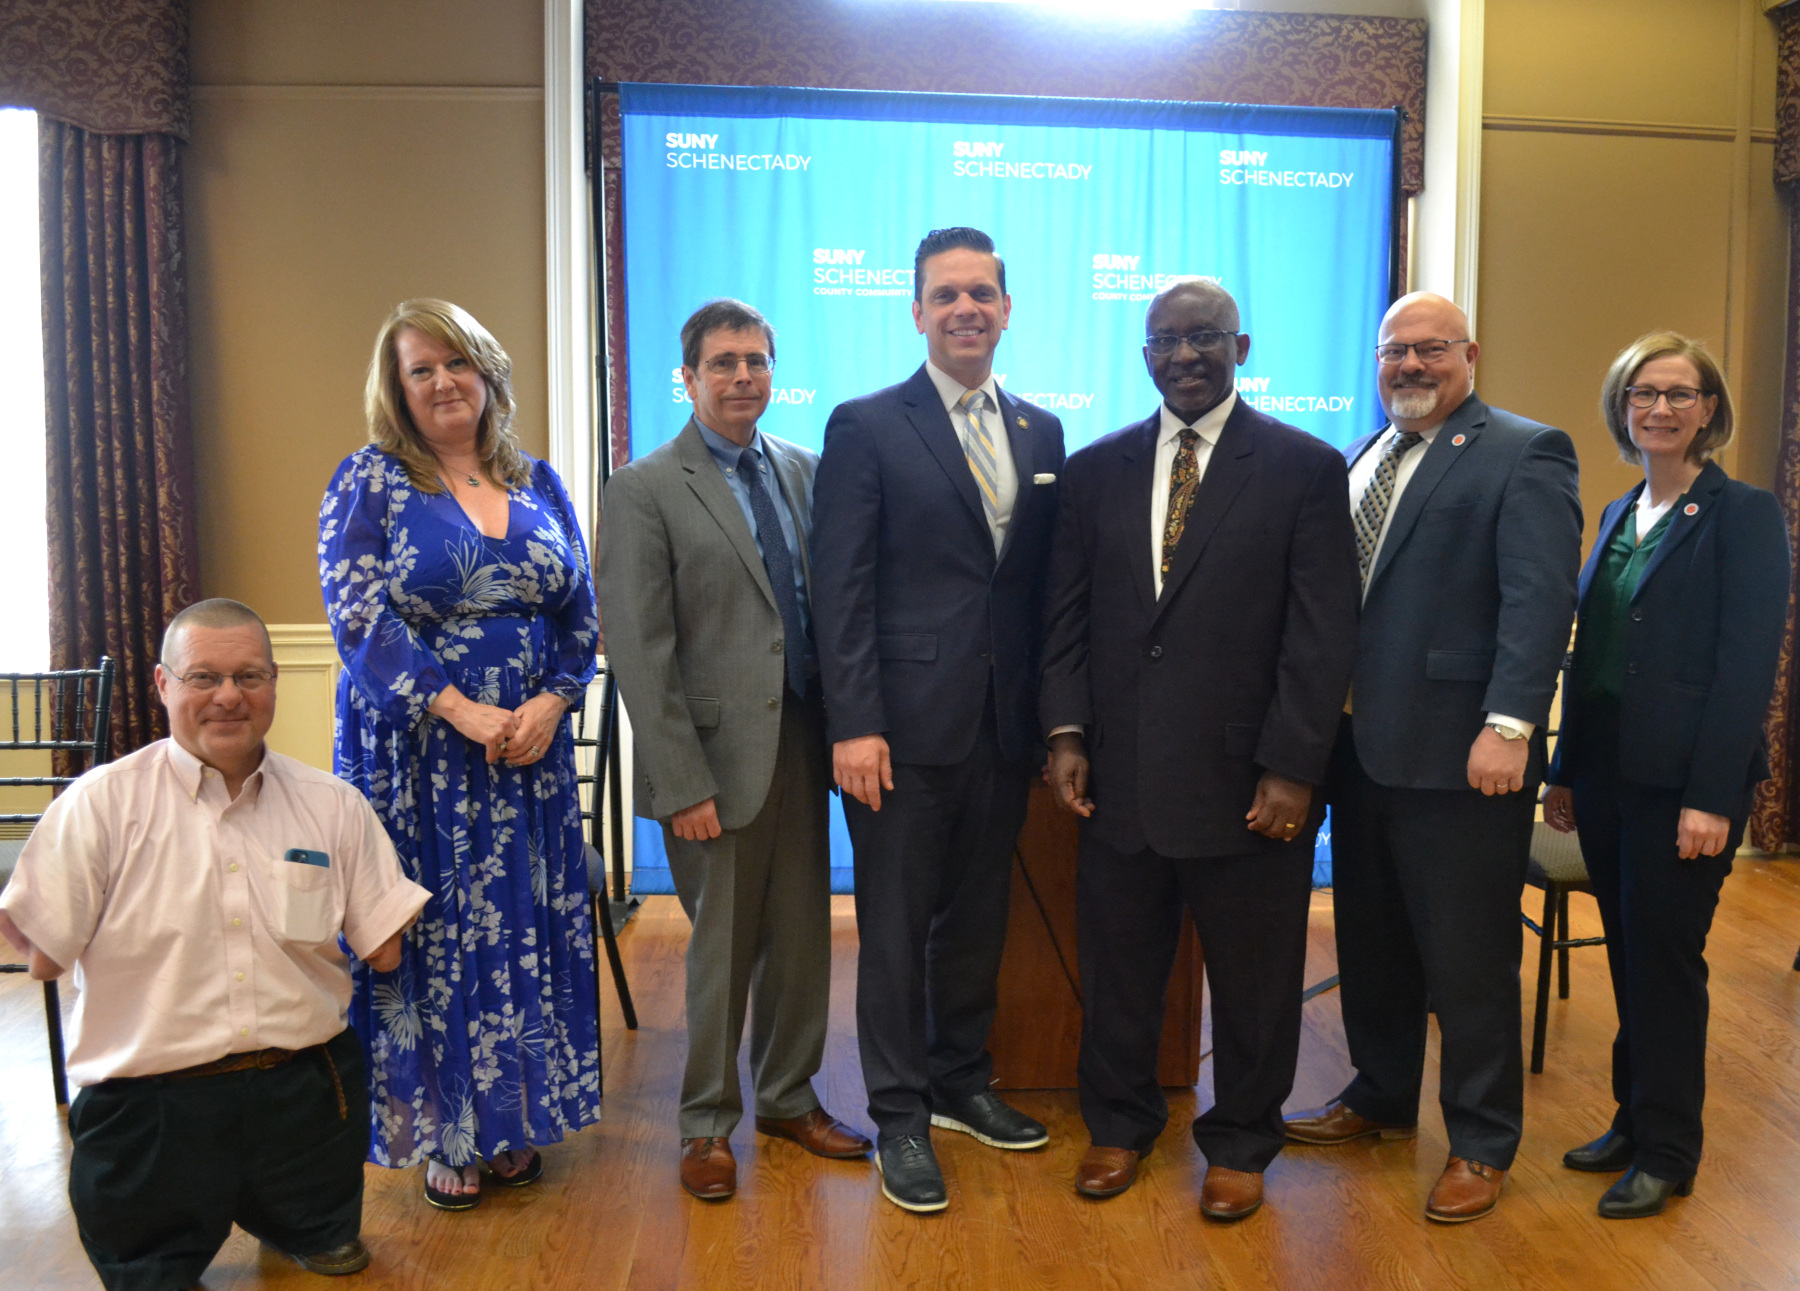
{"left": 6, "top": 862, "right": 1800, "bottom": 1290}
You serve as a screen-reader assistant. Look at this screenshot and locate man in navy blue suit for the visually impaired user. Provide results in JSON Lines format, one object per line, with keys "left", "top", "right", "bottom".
{"left": 1284, "top": 292, "right": 1581, "bottom": 1224}
{"left": 811, "top": 228, "right": 1065, "bottom": 1213}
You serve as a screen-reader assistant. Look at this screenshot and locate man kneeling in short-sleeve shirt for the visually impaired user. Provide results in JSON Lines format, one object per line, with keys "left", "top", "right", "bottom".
{"left": 0, "top": 599, "right": 429, "bottom": 1291}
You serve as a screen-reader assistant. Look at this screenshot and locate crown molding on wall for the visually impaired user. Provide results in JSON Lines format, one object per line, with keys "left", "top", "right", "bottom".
{"left": 192, "top": 84, "right": 543, "bottom": 102}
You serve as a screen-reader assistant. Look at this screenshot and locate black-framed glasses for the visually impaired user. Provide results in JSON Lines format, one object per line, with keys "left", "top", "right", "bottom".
{"left": 1145, "top": 329, "right": 1239, "bottom": 355}
{"left": 700, "top": 353, "right": 775, "bottom": 376}
{"left": 163, "top": 667, "right": 275, "bottom": 693}
{"left": 1376, "top": 339, "right": 1471, "bottom": 364}
{"left": 1624, "top": 385, "right": 1705, "bottom": 411}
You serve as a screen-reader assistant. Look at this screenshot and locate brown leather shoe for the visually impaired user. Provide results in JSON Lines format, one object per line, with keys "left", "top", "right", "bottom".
{"left": 1284, "top": 1099, "right": 1417, "bottom": 1145}
{"left": 756, "top": 1108, "right": 873, "bottom": 1159}
{"left": 1199, "top": 1166, "right": 1264, "bottom": 1221}
{"left": 1075, "top": 1144, "right": 1148, "bottom": 1199}
{"left": 679, "top": 1136, "right": 737, "bottom": 1200}
{"left": 1426, "top": 1155, "right": 1506, "bottom": 1223}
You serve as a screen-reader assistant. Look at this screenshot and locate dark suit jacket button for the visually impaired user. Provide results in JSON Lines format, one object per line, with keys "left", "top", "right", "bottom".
{"left": 1631, "top": 610, "right": 1644, "bottom": 622}
{"left": 1626, "top": 662, "right": 1639, "bottom": 675}
{"left": 978, "top": 649, "right": 990, "bottom": 660}
{"left": 1149, "top": 645, "right": 1164, "bottom": 659}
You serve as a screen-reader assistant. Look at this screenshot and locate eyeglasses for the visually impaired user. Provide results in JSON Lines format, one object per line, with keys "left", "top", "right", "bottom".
{"left": 1145, "top": 329, "right": 1239, "bottom": 355}
{"left": 1624, "top": 385, "right": 1705, "bottom": 410}
{"left": 164, "top": 668, "right": 275, "bottom": 693}
{"left": 700, "top": 353, "right": 775, "bottom": 376}
{"left": 1376, "top": 339, "right": 1471, "bottom": 364}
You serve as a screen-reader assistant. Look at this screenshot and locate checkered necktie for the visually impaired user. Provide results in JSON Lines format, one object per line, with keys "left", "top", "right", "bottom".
{"left": 1160, "top": 429, "right": 1201, "bottom": 579}
{"left": 956, "top": 388, "right": 1003, "bottom": 531}
{"left": 1352, "top": 430, "right": 1424, "bottom": 585}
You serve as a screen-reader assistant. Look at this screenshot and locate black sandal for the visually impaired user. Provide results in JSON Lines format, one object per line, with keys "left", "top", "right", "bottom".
{"left": 488, "top": 1147, "right": 543, "bottom": 1188}
{"left": 423, "top": 1157, "right": 481, "bottom": 1211}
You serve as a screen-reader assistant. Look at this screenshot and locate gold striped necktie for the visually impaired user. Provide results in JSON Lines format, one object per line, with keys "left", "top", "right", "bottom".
{"left": 956, "top": 388, "right": 1002, "bottom": 529}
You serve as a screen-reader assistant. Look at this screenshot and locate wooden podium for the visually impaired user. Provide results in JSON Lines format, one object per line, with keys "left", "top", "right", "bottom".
{"left": 988, "top": 782, "right": 1206, "bottom": 1090}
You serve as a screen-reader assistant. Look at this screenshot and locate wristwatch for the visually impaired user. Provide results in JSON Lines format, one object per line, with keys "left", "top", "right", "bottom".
{"left": 1485, "top": 722, "right": 1528, "bottom": 742}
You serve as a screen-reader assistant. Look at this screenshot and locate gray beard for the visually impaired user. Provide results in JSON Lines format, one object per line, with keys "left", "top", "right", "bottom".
{"left": 1386, "top": 386, "right": 1440, "bottom": 421}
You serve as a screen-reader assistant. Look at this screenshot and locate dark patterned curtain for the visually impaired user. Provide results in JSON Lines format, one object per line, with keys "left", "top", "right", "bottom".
{"left": 1, "top": 0, "right": 196, "bottom": 755}
{"left": 40, "top": 122, "right": 198, "bottom": 754}
{"left": 1752, "top": 3, "right": 1800, "bottom": 850}
{"left": 585, "top": 1, "right": 1428, "bottom": 469}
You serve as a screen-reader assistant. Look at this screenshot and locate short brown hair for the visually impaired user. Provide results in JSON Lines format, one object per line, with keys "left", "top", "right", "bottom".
{"left": 1600, "top": 331, "right": 1734, "bottom": 466}
{"left": 365, "top": 299, "right": 531, "bottom": 492}
{"left": 679, "top": 299, "right": 776, "bottom": 371}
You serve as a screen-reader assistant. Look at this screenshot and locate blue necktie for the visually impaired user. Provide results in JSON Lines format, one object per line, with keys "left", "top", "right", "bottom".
{"left": 739, "top": 447, "right": 809, "bottom": 698}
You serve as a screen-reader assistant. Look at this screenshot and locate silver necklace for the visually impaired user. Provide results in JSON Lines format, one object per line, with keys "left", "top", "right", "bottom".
{"left": 464, "top": 473, "right": 480, "bottom": 487}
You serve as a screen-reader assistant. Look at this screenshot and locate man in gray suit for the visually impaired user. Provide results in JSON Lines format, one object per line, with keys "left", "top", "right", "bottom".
{"left": 596, "top": 299, "right": 871, "bottom": 1201}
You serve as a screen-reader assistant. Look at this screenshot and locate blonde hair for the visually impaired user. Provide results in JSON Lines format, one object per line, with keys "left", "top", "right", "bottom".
{"left": 365, "top": 299, "right": 531, "bottom": 492}
{"left": 1600, "top": 331, "right": 1734, "bottom": 466}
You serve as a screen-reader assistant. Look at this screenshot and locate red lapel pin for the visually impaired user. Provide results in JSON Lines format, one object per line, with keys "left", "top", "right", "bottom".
{"left": 1451, "top": 434, "right": 1466, "bottom": 446}
{"left": 1684, "top": 503, "right": 1699, "bottom": 516}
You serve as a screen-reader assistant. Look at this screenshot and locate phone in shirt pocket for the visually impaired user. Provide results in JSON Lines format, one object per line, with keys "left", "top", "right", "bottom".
{"left": 269, "top": 850, "right": 337, "bottom": 944}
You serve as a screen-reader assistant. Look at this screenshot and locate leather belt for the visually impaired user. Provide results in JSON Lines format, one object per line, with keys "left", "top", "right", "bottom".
{"left": 157, "top": 1041, "right": 348, "bottom": 1119}
{"left": 164, "top": 1046, "right": 301, "bottom": 1079}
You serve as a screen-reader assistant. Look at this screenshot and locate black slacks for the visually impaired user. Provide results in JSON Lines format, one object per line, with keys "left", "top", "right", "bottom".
{"left": 1328, "top": 717, "right": 1533, "bottom": 1170}
{"left": 1566, "top": 701, "right": 1739, "bottom": 1181}
{"left": 67, "top": 1026, "right": 369, "bottom": 1291}
{"left": 1076, "top": 830, "right": 1314, "bottom": 1172}
{"left": 846, "top": 705, "right": 1032, "bottom": 1142}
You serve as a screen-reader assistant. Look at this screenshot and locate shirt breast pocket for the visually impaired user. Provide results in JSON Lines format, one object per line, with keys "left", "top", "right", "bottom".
{"left": 268, "top": 858, "right": 339, "bottom": 945}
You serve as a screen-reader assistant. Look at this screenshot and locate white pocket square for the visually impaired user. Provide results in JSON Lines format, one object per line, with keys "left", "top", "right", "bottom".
{"left": 1033, "top": 473, "right": 1057, "bottom": 485}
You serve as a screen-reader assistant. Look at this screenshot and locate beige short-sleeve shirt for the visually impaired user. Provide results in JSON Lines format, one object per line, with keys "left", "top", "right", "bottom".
{"left": 0, "top": 739, "right": 429, "bottom": 1086}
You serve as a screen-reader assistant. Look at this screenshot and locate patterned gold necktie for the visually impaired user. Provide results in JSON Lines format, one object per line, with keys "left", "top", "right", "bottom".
{"left": 1352, "top": 429, "right": 1424, "bottom": 585}
{"left": 1160, "top": 428, "right": 1201, "bottom": 580}
{"left": 956, "top": 388, "right": 1002, "bottom": 529}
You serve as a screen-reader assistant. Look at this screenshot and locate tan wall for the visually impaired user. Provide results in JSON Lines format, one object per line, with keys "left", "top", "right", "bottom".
{"left": 187, "top": 0, "right": 548, "bottom": 624}
{"left": 1477, "top": 0, "right": 1786, "bottom": 550}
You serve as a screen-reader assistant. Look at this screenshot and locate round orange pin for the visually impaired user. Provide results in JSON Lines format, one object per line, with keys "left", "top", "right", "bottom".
{"left": 1452, "top": 434, "right": 1466, "bottom": 446}
{"left": 1684, "top": 503, "right": 1699, "bottom": 516}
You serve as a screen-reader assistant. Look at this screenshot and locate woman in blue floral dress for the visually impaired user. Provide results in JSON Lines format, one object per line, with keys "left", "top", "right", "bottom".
{"left": 319, "top": 299, "right": 601, "bottom": 1209}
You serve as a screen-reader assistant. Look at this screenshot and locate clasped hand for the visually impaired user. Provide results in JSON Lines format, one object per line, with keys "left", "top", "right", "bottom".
{"left": 1044, "top": 732, "right": 1313, "bottom": 839}
{"left": 430, "top": 685, "right": 569, "bottom": 766}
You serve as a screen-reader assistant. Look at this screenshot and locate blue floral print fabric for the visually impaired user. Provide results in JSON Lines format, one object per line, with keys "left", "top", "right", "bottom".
{"left": 320, "top": 445, "right": 602, "bottom": 1168}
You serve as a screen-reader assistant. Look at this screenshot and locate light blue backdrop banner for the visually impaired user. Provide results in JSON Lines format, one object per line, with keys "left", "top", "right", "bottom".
{"left": 617, "top": 82, "right": 1396, "bottom": 894}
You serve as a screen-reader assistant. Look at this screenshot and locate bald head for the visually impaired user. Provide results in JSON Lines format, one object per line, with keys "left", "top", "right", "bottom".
{"left": 1376, "top": 292, "right": 1479, "bottom": 432}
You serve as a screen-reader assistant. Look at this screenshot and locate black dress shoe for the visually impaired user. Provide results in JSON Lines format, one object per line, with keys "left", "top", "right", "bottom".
{"left": 1563, "top": 1130, "right": 1635, "bottom": 1172}
{"left": 876, "top": 1135, "right": 948, "bottom": 1212}
{"left": 930, "top": 1092, "right": 1048, "bottom": 1150}
{"left": 1598, "top": 1166, "right": 1694, "bottom": 1218}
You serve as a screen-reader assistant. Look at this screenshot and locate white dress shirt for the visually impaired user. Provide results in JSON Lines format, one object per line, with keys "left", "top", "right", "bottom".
{"left": 0, "top": 739, "right": 429, "bottom": 1086}
{"left": 925, "top": 360, "right": 1018, "bottom": 554}
{"left": 1346, "top": 423, "right": 1533, "bottom": 739}
{"left": 1151, "top": 392, "right": 1237, "bottom": 599}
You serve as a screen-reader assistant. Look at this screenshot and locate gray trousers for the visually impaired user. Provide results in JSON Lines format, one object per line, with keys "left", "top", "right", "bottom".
{"left": 663, "top": 690, "right": 832, "bottom": 1138}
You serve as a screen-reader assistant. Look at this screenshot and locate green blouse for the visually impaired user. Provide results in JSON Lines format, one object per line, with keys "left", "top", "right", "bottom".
{"left": 1572, "top": 494, "right": 1683, "bottom": 702}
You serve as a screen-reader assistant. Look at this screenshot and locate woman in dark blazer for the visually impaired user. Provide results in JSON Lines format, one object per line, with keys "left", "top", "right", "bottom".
{"left": 1543, "top": 332, "right": 1789, "bottom": 1218}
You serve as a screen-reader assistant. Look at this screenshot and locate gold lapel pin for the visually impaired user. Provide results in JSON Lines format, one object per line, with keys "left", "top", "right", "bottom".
{"left": 1016, "top": 415, "right": 1028, "bottom": 429}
